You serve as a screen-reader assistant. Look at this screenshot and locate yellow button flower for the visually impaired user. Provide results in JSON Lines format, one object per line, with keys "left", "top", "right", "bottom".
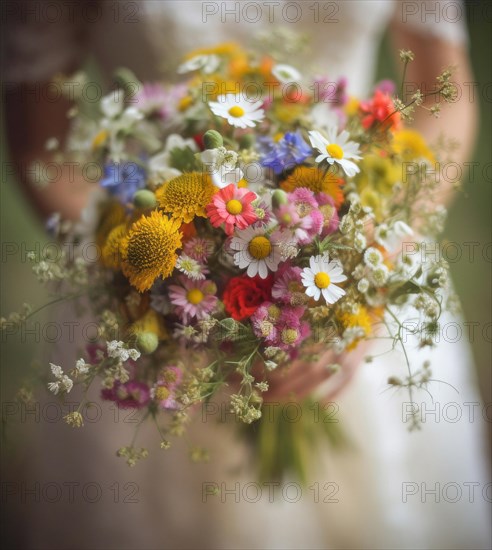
{"left": 121, "top": 211, "right": 182, "bottom": 292}
{"left": 156, "top": 172, "right": 216, "bottom": 224}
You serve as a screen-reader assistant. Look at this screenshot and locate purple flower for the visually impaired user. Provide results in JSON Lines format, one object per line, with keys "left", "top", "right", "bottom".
{"left": 102, "top": 380, "right": 151, "bottom": 409}
{"left": 100, "top": 161, "right": 146, "bottom": 204}
{"left": 260, "top": 131, "right": 311, "bottom": 175}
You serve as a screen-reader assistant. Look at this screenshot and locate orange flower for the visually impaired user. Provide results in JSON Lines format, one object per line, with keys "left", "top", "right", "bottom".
{"left": 281, "top": 166, "right": 345, "bottom": 208}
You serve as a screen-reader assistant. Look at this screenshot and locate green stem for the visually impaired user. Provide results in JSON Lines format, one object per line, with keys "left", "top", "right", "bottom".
{"left": 400, "top": 60, "right": 409, "bottom": 99}
{"left": 23, "top": 291, "right": 87, "bottom": 323}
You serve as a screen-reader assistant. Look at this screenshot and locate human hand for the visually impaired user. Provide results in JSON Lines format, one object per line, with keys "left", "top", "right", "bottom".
{"left": 263, "top": 340, "right": 371, "bottom": 402}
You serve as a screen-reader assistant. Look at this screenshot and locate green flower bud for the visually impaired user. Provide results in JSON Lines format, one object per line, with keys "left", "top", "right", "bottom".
{"left": 135, "top": 331, "right": 159, "bottom": 354}
{"left": 249, "top": 392, "right": 263, "bottom": 407}
{"left": 271, "top": 189, "right": 288, "bottom": 209}
{"left": 133, "top": 189, "right": 157, "bottom": 209}
{"left": 203, "top": 130, "right": 223, "bottom": 149}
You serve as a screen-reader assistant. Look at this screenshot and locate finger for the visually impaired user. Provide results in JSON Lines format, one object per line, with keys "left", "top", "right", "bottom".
{"left": 266, "top": 340, "right": 370, "bottom": 401}
{"left": 266, "top": 360, "right": 334, "bottom": 401}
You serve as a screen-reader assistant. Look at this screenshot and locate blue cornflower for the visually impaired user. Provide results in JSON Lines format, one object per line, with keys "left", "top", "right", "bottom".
{"left": 260, "top": 131, "right": 311, "bottom": 175}
{"left": 100, "top": 161, "right": 146, "bottom": 204}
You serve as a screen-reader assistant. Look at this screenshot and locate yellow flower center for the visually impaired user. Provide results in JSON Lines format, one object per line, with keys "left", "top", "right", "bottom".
{"left": 226, "top": 199, "right": 243, "bottom": 215}
{"left": 326, "top": 143, "right": 344, "bottom": 159}
{"left": 155, "top": 386, "right": 170, "bottom": 401}
{"left": 248, "top": 236, "right": 271, "bottom": 260}
{"left": 228, "top": 106, "right": 245, "bottom": 118}
{"left": 259, "top": 320, "right": 274, "bottom": 337}
{"left": 314, "top": 272, "right": 331, "bottom": 289}
{"left": 92, "top": 129, "right": 109, "bottom": 149}
{"left": 178, "top": 96, "right": 193, "bottom": 111}
{"left": 237, "top": 179, "right": 248, "bottom": 188}
{"left": 267, "top": 305, "right": 281, "bottom": 321}
{"left": 187, "top": 288, "right": 204, "bottom": 305}
{"left": 273, "top": 132, "right": 284, "bottom": 142}
{"left": 281, "top": 328, "right": 299, "bottom": 345}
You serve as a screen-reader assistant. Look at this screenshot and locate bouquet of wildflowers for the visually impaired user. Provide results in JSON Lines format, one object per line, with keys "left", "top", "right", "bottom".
{"left": 3, "top": 40, "right": 460, "bottom": 477}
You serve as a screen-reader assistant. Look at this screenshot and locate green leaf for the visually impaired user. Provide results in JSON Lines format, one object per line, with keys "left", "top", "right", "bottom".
{"left": 389, "top": 280, "right": 421, "bottom": 300}
{"left": 169, "top": 146, "right": 199, "bottom": 172}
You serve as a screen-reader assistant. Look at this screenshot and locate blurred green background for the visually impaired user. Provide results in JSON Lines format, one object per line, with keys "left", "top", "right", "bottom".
{"left": 1, "top": 3, "right": 490, "bottom": 422}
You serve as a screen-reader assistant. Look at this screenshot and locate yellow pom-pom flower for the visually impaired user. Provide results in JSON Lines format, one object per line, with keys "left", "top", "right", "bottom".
{"left": 338, "top": 306, "right": 372, "bottom": 350}
{"left": 355, "top": 154, "right": 400, "bottom": 196}
{"left": 156, "top": 172, "right": 216, "bottom": 224}
{"left": 121, "top": 211, "right": 182, "bottom": 292}
{"left": 102, "top": 223, "right": 127, "bottom": 269}
{"left": 95, "top": 201, "right": 127, "bottom": 249}
{"left": 392, "top": 129, "right": 435, "bottom": 163}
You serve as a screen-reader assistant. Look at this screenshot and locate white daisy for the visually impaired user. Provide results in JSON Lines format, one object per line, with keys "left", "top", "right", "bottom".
{"left": 175, "top": 254, "right": 207, "bottom": 280}
{"left": 177, "top": 54, "right": 220, "bottom": 75}
{"left": 301, "top": 254, "right": 347, "bottom": 304}
{"left": 209, "top": 94, "right": 265, "bottom": 129}
{"left": 308, "top": 129, "right": 361, "bottom": 177}
{"left": 230, "top": 226, "right": 284, "bottom": 279}
{"left": 213, "top": 167, "right": 245, "bottom": 188}
{"left": 101, "top": 90, "right": 125, "bottom": 118}
{"left": 375, "top": 220, "right": 414, "bottom": 251}
{"left": 200, "top": 147, "right": 244, "bottom": 188}
{"left": 272, "top": 64, "right": 301, "bottom": 84}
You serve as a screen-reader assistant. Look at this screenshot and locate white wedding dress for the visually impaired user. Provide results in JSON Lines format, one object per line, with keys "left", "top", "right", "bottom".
{"left": 5, "top": 1, "right": 490, "bottom": 549}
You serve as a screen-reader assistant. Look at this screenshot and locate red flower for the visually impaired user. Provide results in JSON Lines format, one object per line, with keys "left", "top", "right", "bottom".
{"left": 193, "top": 133, "right": 205, "bottom": 150}
{"left": 223, "top": 275, "right": 273, "bottom": 321}
{"left": 359, "top": 90, "right": 401, "bottom": 131}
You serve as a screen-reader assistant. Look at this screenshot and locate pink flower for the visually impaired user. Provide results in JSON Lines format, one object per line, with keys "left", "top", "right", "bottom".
{"left": 251, "top": 301, "right": 281, "bottom": 344}
{"left": 275, "top": 188, "right": 323, "bottom": 244}
{"left": 168, "top": 277, "right": 218, "bottom": 323}
{"left": 183, "top": 237, "right": 214, "bottom": 263}
{"left": 102, "top": 380, "right": 151, "bottom": 409}
{"left": 272, "top": 263, "right": 305, "bottom": 305}
{"left": 251, "top": 301, "right": 310, "bottom": 350}
{"left": 134, "top": 82, "right": 186, "bottom": 120}
{"left": 206, "top": 184, "right": 258, "bottom": 235}
{"left": 276, "top": 307, "right": 311, "bottom": 350}
{"left": 155, "top": 366, "right": 183, "bottom": 410}
{"left": 374, "top": 80, "right": 396, "bottom": 96}
{"left": 290, "top": 187, "right": 318, "bottom": 210}
{"left": 317, "top": 193, "right": 339, "bottom": 236}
